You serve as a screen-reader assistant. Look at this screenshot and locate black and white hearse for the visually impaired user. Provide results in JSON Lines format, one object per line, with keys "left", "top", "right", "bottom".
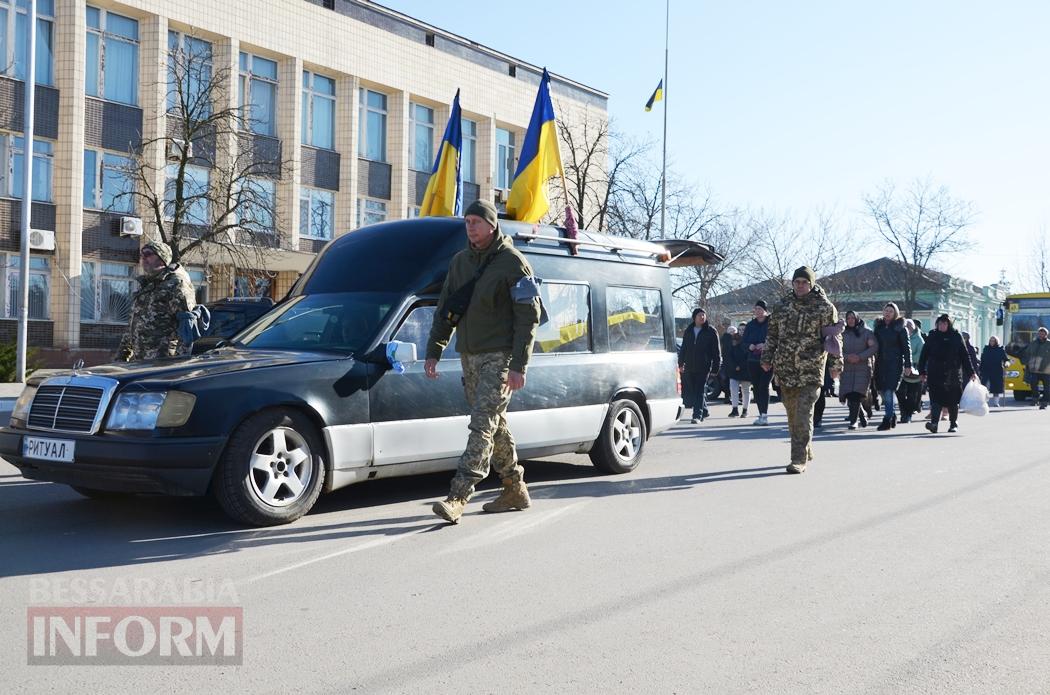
{"left": 0, "top": 218, "right": 721, "bottom": 526}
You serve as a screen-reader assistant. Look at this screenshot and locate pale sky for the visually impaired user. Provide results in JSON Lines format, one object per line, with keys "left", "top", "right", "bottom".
{"left": 385, "top": 0, "right": 1050, "bottom": 290}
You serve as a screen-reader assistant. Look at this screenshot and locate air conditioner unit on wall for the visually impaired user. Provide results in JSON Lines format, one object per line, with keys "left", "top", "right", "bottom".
{"left": 28, "top": 229, "right": 56, "bottom": 251}
{"left": 167, "top": 138, "right": 193, "bottom": 161}
{"left": 119, "top": 217, "right": 143, "bottom": 237}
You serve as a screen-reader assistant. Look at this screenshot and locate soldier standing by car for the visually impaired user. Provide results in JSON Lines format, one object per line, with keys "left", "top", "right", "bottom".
{"left": 761, "top": 267, "right": 842, "bottom": 474}
{"left": 425, "top": 200, "right": 542, "bottom": 524}
{"left": 116, "top": 240, "right": 197, "bottom": 362}
{"left": 679, "top": 307, "right": 721, "bottom": 423}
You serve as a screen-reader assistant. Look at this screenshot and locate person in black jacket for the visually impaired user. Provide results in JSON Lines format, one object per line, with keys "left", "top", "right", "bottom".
{"left": 873, "top": 302, "right": 913, "bottom": 430}
{"left": 979, "top": 335, "right": 1008, "bottom": 407}
{"left": 679, "top": 307, "right": 721, "bottom": 423}
{"left": 919, "top": 314, "right": 978, "bottom": 434}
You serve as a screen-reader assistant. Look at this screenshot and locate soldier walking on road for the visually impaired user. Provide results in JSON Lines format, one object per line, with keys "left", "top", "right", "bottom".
{"left": 116, "top": 240, "right": 196, "bottom": 362}
{"left": 761, "top": 266, "right": 842, "bottom": 474}
{"left": 425, "top": 200, "right": 542, "bottom": 524}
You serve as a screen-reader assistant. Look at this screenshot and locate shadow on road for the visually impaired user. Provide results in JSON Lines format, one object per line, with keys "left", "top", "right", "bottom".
{"left": 0, "top": 453, "right": 789, "bottom": 578}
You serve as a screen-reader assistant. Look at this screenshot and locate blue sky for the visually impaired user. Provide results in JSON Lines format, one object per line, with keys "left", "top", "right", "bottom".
{"left": 386, "top": 1, "right": 1049, "bottom": 289}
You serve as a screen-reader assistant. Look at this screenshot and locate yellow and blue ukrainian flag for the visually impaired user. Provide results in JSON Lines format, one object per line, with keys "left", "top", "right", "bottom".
{"left": 419, "top": 90, "right": 463, "bottom": 217}
{"left": 645, "top": 79, "right": 664, "bottom": 112}
{"left": 506, "top": 69, "right": 563, "bottom": 223}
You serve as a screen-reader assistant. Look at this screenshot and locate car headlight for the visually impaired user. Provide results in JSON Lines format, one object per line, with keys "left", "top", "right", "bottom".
{"left": 10, "top": 385, "right": 37, "bottom": 425}
{"left": 106, "top": 391, "right": 197, "bottom": 431}
{"left": 1006, "top": 370, "right": 1020, "bottom": 378}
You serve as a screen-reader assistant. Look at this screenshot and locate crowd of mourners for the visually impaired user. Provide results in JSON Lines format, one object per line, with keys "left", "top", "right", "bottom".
{"left": 679, "top": 299, "right": 1050, "bottom": 435}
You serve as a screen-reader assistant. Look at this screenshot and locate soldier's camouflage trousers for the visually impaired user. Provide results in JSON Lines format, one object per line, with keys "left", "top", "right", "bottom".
{"left": 781, "top": 385, "right": 821, "bottom": 466}
{"left": 448, "top": 351, "right": 524, "bottom": 500}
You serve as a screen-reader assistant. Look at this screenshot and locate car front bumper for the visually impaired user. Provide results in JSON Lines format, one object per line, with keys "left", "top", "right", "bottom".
{"left": 0, "top": 428, "right": 226, "bottom": 496}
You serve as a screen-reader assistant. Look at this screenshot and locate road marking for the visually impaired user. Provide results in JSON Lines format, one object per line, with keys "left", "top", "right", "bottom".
{"left": 437, "top": 501, "right": 591, "bottom": 555}
{"left": 243, "top": 525, "right": 433, "bottom": 585}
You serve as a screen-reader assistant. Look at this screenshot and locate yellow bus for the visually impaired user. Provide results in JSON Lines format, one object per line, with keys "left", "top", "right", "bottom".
{"left": 1001, "top": 292, "right": 1050, "bottom": 400}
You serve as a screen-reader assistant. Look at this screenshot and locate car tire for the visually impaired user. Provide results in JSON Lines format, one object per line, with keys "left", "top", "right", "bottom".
{"left": 1013, "top": 390, "right": 1028, "bottom": 402}
{"left": 214, "top": 408, "right": 325, "bottom": 526}
{"left": 70, "top": 485, "right": 134, "bottom": 500}
{"left": 589, "top": 399, "right": 648, "bottom": 474}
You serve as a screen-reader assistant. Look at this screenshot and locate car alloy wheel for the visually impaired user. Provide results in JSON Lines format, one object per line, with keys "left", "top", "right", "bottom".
{"left": 248, "top": 426, "right": 314, "bottom": 507}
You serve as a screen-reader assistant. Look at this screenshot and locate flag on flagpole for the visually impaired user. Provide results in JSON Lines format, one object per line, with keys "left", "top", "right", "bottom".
{"left": 506, "top": 69, "right": 563, "bottom": 223}
{"left": 645, "top": 79, "right": 664, "bottom": 112}
{"left": 419, "top": 90, "right": 463, "bottom": 217}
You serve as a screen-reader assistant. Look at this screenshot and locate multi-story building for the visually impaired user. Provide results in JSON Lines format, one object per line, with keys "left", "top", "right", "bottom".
{"left": 0, "top": 0, "right": 608, "bottom": 363}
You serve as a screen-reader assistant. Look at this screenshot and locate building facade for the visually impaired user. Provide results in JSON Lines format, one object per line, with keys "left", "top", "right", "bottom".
{"left": 0, "top": 0, "right": 608, "bottom": 362}
{"left": 706, "top": 258, "right": 1008, "bottom": 347}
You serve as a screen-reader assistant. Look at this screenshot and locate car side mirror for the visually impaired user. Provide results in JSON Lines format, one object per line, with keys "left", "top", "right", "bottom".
{"left": 191, "top": 336, "right": 228, "bottom": 355}
{"left": 390, "top": 341, "right": 418, "bottom": 364}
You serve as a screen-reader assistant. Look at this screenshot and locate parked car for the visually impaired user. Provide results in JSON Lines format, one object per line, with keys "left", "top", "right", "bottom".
{"left": 202, "top": 297, "right": 275, "bottom": 339}
{"left": 0, "top": 218, "right": 721, "bottom": 526}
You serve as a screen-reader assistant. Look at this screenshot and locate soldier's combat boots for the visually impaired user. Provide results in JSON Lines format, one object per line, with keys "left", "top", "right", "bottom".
{"left": 786, "top": 462, "right": 807, "bottom": 474}
{"left": 432, "top": 496, "right": 468, "bottom": 523}
{"left": 482, "top": 479, "right": 531, "bottom": 513}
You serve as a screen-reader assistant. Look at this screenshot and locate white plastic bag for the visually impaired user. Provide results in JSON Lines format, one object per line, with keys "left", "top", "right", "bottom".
{"left": 960, "top": 379, "right": 990, "bottom": 417}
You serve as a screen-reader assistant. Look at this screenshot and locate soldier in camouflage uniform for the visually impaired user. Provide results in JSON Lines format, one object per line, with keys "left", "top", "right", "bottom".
{"left": 116, "top": 240, "right": 197, "bottom": 362}
{"left": 425, "top": 199, "right": 541, "bottom": 524}
{"left": 761, "top": 266, "right": 843, "bottom": 474}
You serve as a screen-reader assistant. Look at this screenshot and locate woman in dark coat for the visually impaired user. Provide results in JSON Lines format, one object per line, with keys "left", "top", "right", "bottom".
{"left": 873, "top": 302, "right": 913, "bottom": 430}
{"left": 980, "top": 335, "right": 1008, "bottom": 407}
{"left": 679, "top": 307, "right": 721, "bottom": 423}
{"left": 919, "top": 314, "right": 978, "bottom": 434}
{"left": 839, "top": 311, "right": 878, "bottom": 429}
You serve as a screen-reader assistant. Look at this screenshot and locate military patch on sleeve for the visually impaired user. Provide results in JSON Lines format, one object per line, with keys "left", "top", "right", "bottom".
{"left": 511, "top": 276, "right": 542, "bottom": 304}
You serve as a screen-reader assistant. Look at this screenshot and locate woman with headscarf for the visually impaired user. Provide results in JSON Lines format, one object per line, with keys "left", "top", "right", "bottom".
{"left": 919, "top": 314, "right": 978, "bottom": 433}
{"left": 839, "top": 310, "right": 878, "bottom": 429}
{"left": 873, "top": 302, "right": 913, "bottom": 430}
{"left": 979, "top": 335, "right": 1008, "bottom": 407}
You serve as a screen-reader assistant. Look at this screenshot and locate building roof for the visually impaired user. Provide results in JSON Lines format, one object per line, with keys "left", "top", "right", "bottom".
{"left": 707, "top": 257, "right": 952, "bottom": 308}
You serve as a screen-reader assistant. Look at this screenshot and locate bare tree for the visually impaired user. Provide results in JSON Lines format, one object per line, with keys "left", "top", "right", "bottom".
{"left": 672, "top": 208, "right": 753, "bottom": 307}
{"left": 116, "top": 35, "right": 291, "bottom": 272}
{"left": 1026, "top": 227, "right": 1050, "bottom": 292}
{"left": 862, "top": 178, "right": 976, "bottom": 316}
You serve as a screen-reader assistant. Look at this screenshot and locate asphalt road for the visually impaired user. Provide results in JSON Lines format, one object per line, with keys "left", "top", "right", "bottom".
{"left": 2, "top": 397, "right": 1048, "bottom": 694}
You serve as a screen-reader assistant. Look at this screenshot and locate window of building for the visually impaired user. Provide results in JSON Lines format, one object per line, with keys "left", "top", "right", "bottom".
{"left": 164, "top": 163, "right": 210, "bottom": 226}
{"left": 300, "top": 187, "right": 334, "bottom": 240}
{"left": 186, "top": 267, "right": 209, "bottom": 304}
{"left": 533, "top": 282, "right": 591, "bottom": 354}
{"left": 234, "top": 274, "right": 271, "bottom": 298}
{"left": 80, "top": 260, "right": 134, "bottom": 323}
{"left": 461, "top": 118, "right": 477, "bottom": 184}
{"left": 406, "top": 206, "right": 421, "bottom": 218}
{"left": 238, "top": 177, "right": 276, "bottom": 234}
{"left": 356, "top": 198, "right": 386, "bottom": 228}
{"left": 3, "top": 254, "right": 49, "bottom": 320}
{"left": 409, "top": 102, "right": 434, "bottom": 172}
{"left": 83, "top": 149, "right": 134, "bottom": 213}
{"left": 301, "top": 70, "right": 335, "bottom": 150}
{"left": 0, "top": 0, "right": 54, "bottom": 85}
{"left": 0, "top": 134, "right": 52, "bottom": 202}
{"left": 607, "top": 286, "right": 665, "bottom": 352}
{"left": 358, "top": 89, "right": 387, "bottom": 162}
{"left": 86, "top": 5, "right": 139, "bottom": 105}
{"left": 238, "top": 52, "right": 277, "bottom": 136}
{"left": 495, "top": 128, "right": 515, "bottom": 190}
{"left": 167, "top": 31, "right": 212, "bottom": 117}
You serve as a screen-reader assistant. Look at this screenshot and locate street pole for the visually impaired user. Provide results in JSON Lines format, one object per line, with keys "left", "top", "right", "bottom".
{"left": 659, "top": 0, "right": 669, "bottom": 237}
{"left": 16, "top": 0, "right": 38, "bottom": 384}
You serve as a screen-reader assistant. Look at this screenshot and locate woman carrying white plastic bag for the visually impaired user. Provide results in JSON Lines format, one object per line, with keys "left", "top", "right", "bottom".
{"left": 960, "top": 379, "right": 990, "bottom": 417}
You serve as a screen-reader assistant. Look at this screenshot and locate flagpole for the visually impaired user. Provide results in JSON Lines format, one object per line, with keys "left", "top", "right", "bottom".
{"left": 659, "top": 0, "right": 669, "bottom": 237}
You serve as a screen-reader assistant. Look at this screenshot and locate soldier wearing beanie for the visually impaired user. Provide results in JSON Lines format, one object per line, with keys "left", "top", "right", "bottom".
{"left": 425, "top": 199, "right": 542, "bottom": 523}
{"left": 116, "top": 239, "right": 196, "bottom": 362}
{"left": 760, "top": 266, "right": 843, "bottom": 473}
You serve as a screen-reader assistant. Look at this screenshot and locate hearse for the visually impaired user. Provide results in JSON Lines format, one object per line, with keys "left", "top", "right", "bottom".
{"left": 0, "top": 218, "right": 721, "bottom": 526}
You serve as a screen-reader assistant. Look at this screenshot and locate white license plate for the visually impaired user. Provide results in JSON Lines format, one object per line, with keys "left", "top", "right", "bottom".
{"left": 23, "top": 436, "right": 75, "bottom": 463}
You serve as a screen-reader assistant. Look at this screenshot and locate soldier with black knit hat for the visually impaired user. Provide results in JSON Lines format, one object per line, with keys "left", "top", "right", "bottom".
{"left": 761, "top": 266, "right": 842, "bottom": 473}
{"left": 116, "top": 239, "right": 196, "bottom": 362}
{"left": 425, "top": 199, "right": 542, "bottom": 524}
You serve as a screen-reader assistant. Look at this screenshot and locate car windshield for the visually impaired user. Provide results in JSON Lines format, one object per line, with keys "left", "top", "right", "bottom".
{"left": 234, "top": 292, "right": 399, "bottom": 354}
